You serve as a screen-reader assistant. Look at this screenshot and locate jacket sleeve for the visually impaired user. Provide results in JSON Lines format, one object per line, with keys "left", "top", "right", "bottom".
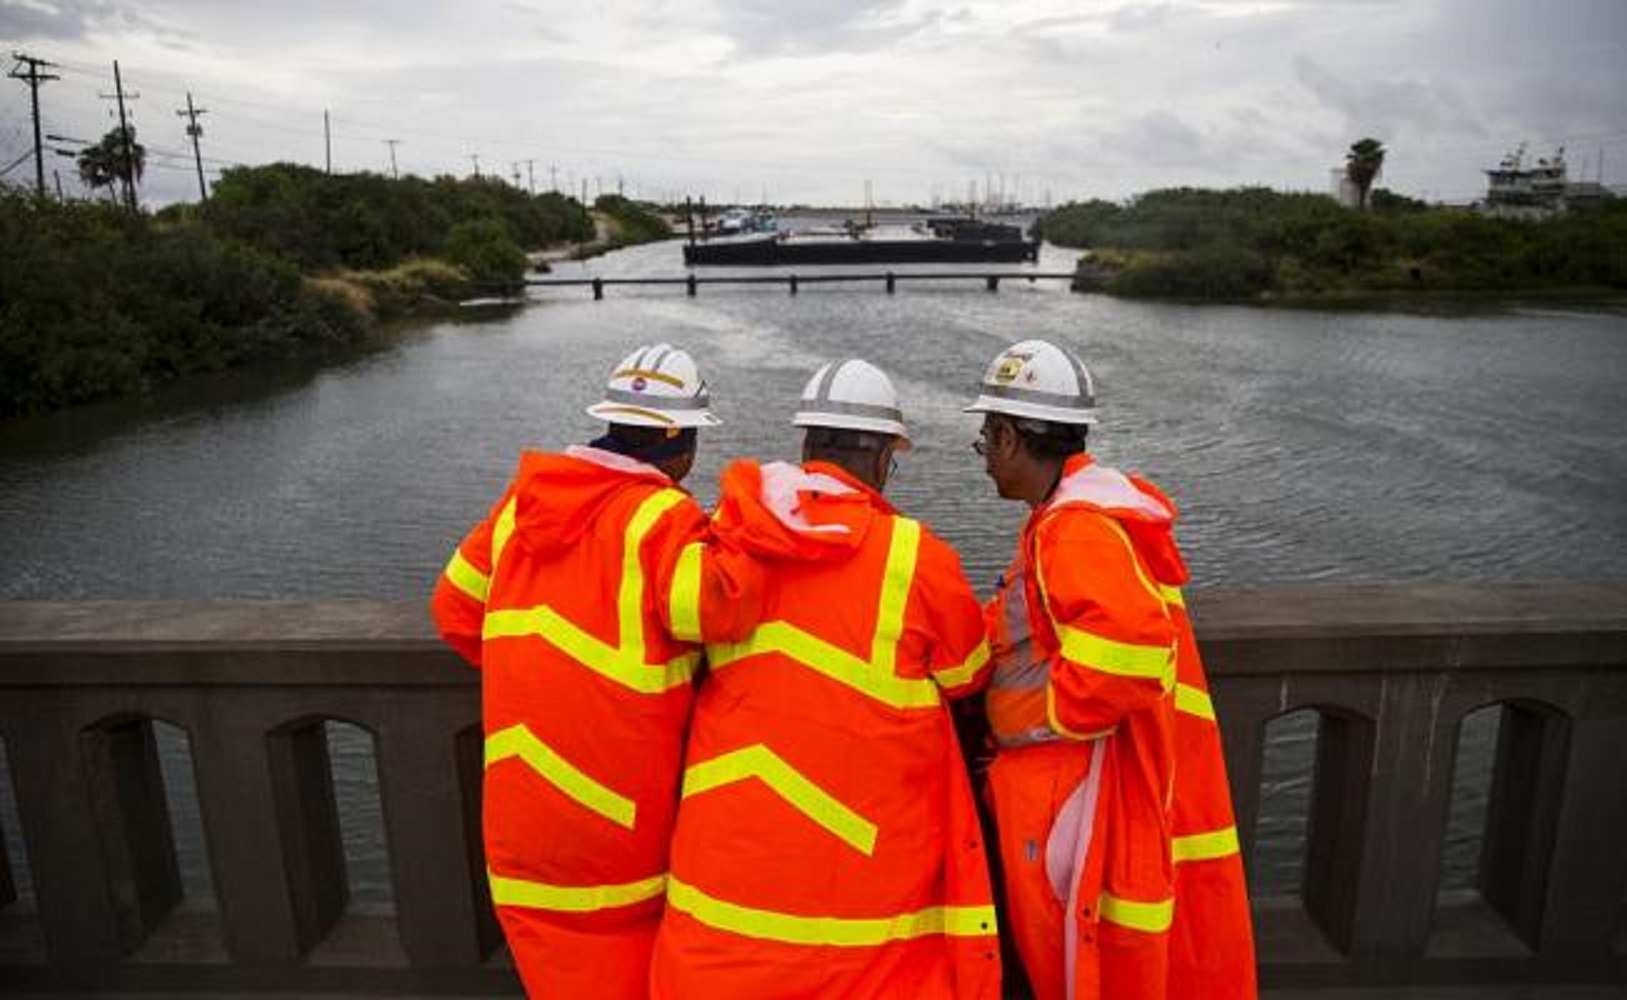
{"left": 914, "top": 533, "right": 994, "bottom": 700}
{"left": 428, "top": 486, "right": 513, "bottom": 668}
{"left": 1034, "top": 511, "right": 1176, "bottom": 738}
{"left": 650, "top": 497, "right": 766, "bottom": 645}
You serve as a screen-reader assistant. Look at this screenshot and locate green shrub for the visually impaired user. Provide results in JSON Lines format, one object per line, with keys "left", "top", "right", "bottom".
{"left": 442, "top": 218, "right": 527, "bottom": 282}
{"left": 1041, "top": 186, "right": 1627, "bottom": 299}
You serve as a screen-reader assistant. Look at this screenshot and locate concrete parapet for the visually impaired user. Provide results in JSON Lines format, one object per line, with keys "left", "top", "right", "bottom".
{"left": 0, "top": 585, "right": 1623, "bottom": 992}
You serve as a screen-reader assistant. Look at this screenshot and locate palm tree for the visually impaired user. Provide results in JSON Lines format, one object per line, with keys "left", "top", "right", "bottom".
{"left": 1345, "top": 138, "right": 1386, "bottom": 210}
{"left": 77, "top": 126, "right": 145, "bottom": 209}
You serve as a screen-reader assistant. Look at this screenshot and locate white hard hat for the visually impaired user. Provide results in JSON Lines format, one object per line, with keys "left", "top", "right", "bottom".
{"left": 585, "top": 343, "right": 720, "bottom": 429}
{"left": 963, "top": 339, "right": 1097, "bottom": 425}
{"left": 793, "top": 358, "right": 912, "bottom": 449}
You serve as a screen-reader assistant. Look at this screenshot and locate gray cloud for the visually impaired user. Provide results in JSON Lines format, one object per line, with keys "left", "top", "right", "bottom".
{"left": 706, "top": 0, "right": 934, "bottom": 56}
{"left": 0, "top": 0, "right": 111, "bottom": 40}
{"left": 4, "top": 0, "right": 1624, "bottom": 207}
{"left": 1292, "top": 56, "right": 1488, "bottom": 140}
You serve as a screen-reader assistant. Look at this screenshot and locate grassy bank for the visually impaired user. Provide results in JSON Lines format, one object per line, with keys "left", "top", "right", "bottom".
{"left": 1044, "top": 187, "right": 1627, "bottom": 303}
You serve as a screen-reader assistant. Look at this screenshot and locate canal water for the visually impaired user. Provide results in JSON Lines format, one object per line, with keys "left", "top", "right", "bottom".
{"left": 2, "top": 239, "right": 1625, "bottom": 911}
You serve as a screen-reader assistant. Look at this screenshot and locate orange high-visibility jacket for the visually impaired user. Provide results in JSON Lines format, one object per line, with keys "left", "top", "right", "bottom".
{"left": 649, "top": 460, "right": 1002, "bottom": 1000}
{"left": 983, "top": 453, "right": 1255, "bottom": 1000}
{"left": 431, "top": 445, "right": 760, "bottom": 1000}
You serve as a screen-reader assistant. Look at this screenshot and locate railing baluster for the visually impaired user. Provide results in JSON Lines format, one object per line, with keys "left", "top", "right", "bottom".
{"left": 189, "top": 704, "right": 310, "bottom": 964}
{"left": 80, "top": 715, "right": 183, "bottom": 951}
{"left": 377, "top": 708, "right": 492, "bottom": 966}
{"left": 1537, "top": 714, "right": 1627, "bottom": 966}
{"left": 4, "top": 710, "right": 125, "bottom": 974}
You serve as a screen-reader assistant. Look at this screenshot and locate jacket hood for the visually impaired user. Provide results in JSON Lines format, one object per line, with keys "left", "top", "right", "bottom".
{"left": 1045, "top": 453, "right": 1190, "bottom": 586}
{"left": 712, "top": 459, "right": 890, "bottom": 563}
{"left": 510, "top": 446, "right": 674, "bottom": 557}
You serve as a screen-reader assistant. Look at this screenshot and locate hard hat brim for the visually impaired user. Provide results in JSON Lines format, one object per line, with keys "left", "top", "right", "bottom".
{"left": 793, "top": 412, "right": 913, "bottom": 450}
{"left": 963, "top": 395, "right": 1097, "bottom": 425}
{"left": 585, "top": 402, "right": 722, "bottom": 428}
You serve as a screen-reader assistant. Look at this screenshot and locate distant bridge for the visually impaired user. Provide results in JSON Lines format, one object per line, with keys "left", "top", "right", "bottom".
{"left": 519, "top": 271, "right": 1078, "bottom": 299}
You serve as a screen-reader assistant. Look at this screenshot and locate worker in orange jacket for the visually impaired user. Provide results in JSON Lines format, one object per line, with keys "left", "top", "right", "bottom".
{"left": 966, "top": 340, "right": 1256, "bottom": 1000}
{"left": 649, "top": 359, "right": 1002, "bottom": 1000}
{"left": 430, "top": 343, "right": 762, "bottom": 999}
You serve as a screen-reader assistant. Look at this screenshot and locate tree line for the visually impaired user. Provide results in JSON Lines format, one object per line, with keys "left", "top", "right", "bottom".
{"left": 1043, "top": 186, "right": 1627, "bottom": 300}
{"left": 2, "top": 160, "right": 674, "bottom": 417}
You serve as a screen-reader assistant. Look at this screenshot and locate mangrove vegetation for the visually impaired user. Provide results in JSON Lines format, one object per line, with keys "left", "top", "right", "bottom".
{"left": 2, "top": 166, "right": 675, "bottom": 417}
{"left": 1043, "top": 187, "right": 1627, "bottom": 301}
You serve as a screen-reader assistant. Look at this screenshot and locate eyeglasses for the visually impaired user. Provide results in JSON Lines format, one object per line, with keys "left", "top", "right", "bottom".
{"left": 972, "top": 424, "right": 994, "bottom": 456}
{"left": 888, "top": 454, "right": 899, "bottom": 480}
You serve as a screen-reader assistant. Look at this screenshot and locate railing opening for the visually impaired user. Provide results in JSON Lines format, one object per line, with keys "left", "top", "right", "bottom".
{"left": 325, "top": 721, "right": 393, "bottom": 915}
{"left": 1477, "top": 700, "right": 1573, "bottom": 951}
{"left": 1428, "top": 704, "right": 1523, "bottom": 958}
{"left": 1251, "top": 705, "right": 1376, "bottom": 958}
{"left": 127, "top": 720, "right": 226, "bottom": 964}
{"left": 283, "top": 718, "right": 404, "bottom": 968}
{"left": 1253, "top": 709, "right": 1317, "bottom": 897}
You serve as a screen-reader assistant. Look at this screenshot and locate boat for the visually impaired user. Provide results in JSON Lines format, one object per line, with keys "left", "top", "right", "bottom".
{"left": 682, "top": 218, "right": 1038, "bottom": 266}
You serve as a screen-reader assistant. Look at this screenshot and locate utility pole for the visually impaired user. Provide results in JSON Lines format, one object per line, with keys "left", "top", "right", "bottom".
{"left": 512, "top": 161, "right": 521, "bottom": 187}
{"left": 52, "top": 168, "right": 63, "bottom": 200}
{"left": 384, "top": 139, "right": 400, "bottom": 179}
{"left": 549, "top": 163, "right": 558, "bottom": 193}
{"left": 323, "top": 109, "right": 331, "bottom": 174}
{"left": 525, "top": 159, "right": 535, "bottom": 194}
{"left": 470, "top": 153, "right": 481, "bottom": 179}
{"left": 104, "top": 60, "right": 140, "bottom": 211}
{"left": 176, "top": 92, "right": 209, "bottom": 202}
{"left": 8, "top": 52, "right": 58, "bottom": 198}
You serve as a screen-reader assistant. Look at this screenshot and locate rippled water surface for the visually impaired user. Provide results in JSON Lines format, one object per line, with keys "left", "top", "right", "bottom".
{"left": 3, "top": 239, "right": 1626, "bottom": 903}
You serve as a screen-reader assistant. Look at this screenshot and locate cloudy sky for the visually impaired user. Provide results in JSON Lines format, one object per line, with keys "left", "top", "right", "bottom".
{"left": 4, "top": 0, "right": 1625, "bottom": 208}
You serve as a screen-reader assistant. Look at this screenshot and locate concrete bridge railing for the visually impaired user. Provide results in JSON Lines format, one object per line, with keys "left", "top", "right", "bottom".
{"left": 1, "top": 584, "right": 1623, "bottom": 992}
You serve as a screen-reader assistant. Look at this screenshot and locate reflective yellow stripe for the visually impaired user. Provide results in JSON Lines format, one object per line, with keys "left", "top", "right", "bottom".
{"left": 482, "top": 489, "right": 700, "bottom": 694}
{"left": 669, "top": 542, "right": 704, "bottom": 642}
{"left": 444, "top": 549, "right": 490, "bottom": 603}
{"left": 710, "top": 622, "right": 940, "bottom": 708}
{"left": 1159, "top": 583, "right": 1185, "bottom": 608}
{"left": 869, "top": 518, "right": 919, "bottom": 667}
{"left": 1172, "top": 825, "right": 1239, "bottom": 864}
{"left": 1099, "top": 891, "right": 1174, "bottom": 933}
{"left": 1057, "top": 624, "right": 1175, "bottom": 687}
{"left": 1045, "top": 685, "right": 1115, "bottom": 741}
{"left": 482, "top": 606, "right": 698, "bottom": 693}
{"left": 613, "top": 367, "right": 684, "bottom": 388}
{"left": 489, "top": 870, "right": 665, "bottom": 912}
{"left": 666, "top": 876, "right": 996, "bottom": 947}
{"left": 934, "top": 640, "right": 990, "bottom": 689}
{"left": 684, "top": 745, "right": 876, "bottom": 855}
{"left": 485, "top": 724, "right": 636, "bottom": 829}
{"left": 491, "top": 498, "right": 517, "bottom": 572}
{"left": 1175, "top": 682, "right": 1215, "bottom": 721}
{"left": 708, "top": 518, "right": 941, "bottom": 710}
{"left": 620, "top": 489, "right": 687, "bottom": 655}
